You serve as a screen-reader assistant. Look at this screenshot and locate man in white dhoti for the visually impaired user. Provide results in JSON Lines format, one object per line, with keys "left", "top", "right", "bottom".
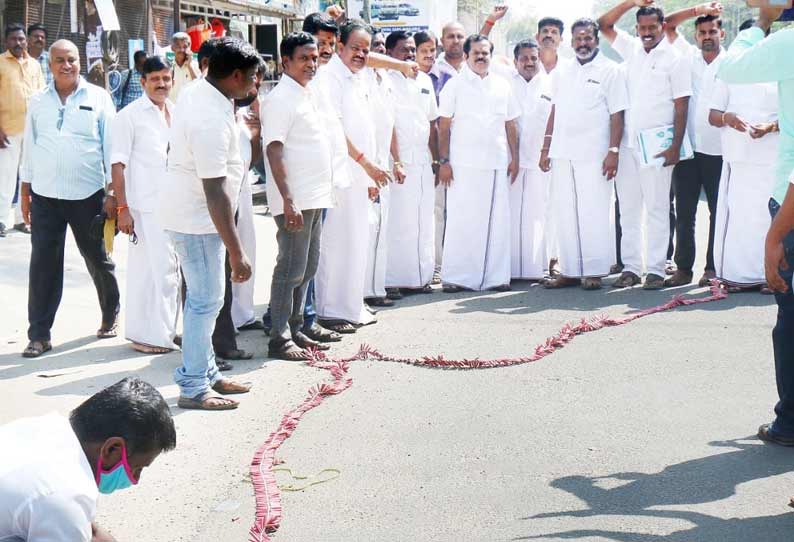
{"left": 110, "top": 56, "right": 180, "bottom": 354}
{"left": 709, "top": 56, "right": 780, "bottom": 292}
{"left": 508, "top": 38, "right": 552, "bottom": 282}
{"left": 437, "top": 34, "right": 520, "bottom": 293}
{"left": 313, "top": 20, "right": 390, "bottom": 328}
{"left": 384, "top": 31, "right": 439, "bottom": 296}
{"left": 598, "top": 1, "right": 692, "bottom": 290}
{"left": 539, "top": 18, "right": 629, "bottom": 291}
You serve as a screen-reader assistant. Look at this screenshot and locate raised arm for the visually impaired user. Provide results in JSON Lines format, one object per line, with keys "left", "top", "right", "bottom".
{"left": 480, "top": 5, "right": 508, "bottom": 37}
{"left": 665, "top": 2, "right": 723, "bottom": 42}
{"left": 597, "top": 0, "right": 652, "bottom": 43}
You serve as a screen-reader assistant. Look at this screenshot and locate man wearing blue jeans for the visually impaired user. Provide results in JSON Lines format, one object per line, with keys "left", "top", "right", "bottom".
{"left": 159, "top": 37, "right": 260, "bottom": 411}
{"left": 718, "top": 6, "right": 794, "bottom": 445}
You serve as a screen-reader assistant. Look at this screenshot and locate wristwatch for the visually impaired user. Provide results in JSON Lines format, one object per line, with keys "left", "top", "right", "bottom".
{"left": 438, "top": 157, "right": 450, "bottom": 165}
{"left": 607, "top": 147, "right": 619, "bottom": 154}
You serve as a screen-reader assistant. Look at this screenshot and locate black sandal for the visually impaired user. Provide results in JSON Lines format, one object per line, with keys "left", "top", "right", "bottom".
{"left": 22, "top": 340, "right": 52, "bottom": 358}
{"left": 268, "top": 340, "right": 311, "bottom": 361}
{"left": 317, "top": 319, "right": 357, "bottom": 334}
{"left": 365, "top": 296, "right": 394, "bottom": 307}
{"left": 302, "top": 323, "right": 343, "bottom": 343}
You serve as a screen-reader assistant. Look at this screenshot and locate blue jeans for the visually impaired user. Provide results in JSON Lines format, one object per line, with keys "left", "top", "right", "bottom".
{"left": 168, "top": 231, "right": 224, "bottom": 399}
{"left": 769, "top": 199, "right": 794, "bottom": 436}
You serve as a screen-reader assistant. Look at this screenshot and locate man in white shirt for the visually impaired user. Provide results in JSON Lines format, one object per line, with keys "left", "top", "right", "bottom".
{"left": 663, "top": 2, "right": 726, "bottom": 287}
{"left": 263, "top": 33, "right": 335, "bottom": 361}
{"left": 168, "top": 32, "right": 199, "bottom": 102}
{"left": 536, "top": 16, "right": 567, "bottom": 76}
{"left": 540, "top": 18, "right": 629, "bottom": 291}
{"left": 0, "top": 377, "right": 176, "bottom": 542}
{"left": 110, "top": 56, "right": 180, "bottom": 355}
{"left": 437, "top": 34, "right": 520, "bottom": 292}
{"left": 508, "top": 38, "right": 553, "bottom": 281}
{"left": 598, "top": 0, "right": 692, "bottom": 290}
{"left": 385, "top": 31, "right": 439, "bottom": 295}
{"left": 159, "top": 37, "right": 256, "bottom": 411}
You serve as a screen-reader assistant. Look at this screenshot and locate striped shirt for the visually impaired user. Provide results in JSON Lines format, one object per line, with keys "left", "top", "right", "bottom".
{"left": 37, "top": 51, "right": 52, "bottom": 85}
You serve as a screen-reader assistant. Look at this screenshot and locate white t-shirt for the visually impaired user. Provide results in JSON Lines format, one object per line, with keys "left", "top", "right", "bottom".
{"left": 0, "top": 414, "right": 97, "bottom": 542}
{"left": 262, "top": 74, "right": 335, "bottom": 217}
{"left": 550, "top": 51, "right": 629, "bottom": 163}
{"left": 160, "top": 79, "right": 244, "bottom": 235}
{"left": 510, "top": 71, "right": 553, "bottom": 170}
{"left": 439, "top": 65, "right": 521, "bottom": 170}
{"left": 388, "top": 70, "right": 439, "bottom": 166}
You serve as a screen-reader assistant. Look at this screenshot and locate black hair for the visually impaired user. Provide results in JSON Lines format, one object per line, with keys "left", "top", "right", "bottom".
{"left": 340, "top": 20, "right": 372, "bottom": 45}
{"left": 197, "top": 37, "right": 221, "bottom": 67}
{"left": 571, "top": 17, "right": 600, "bottom": 40}
{"left": 739, "top": 18, "right": 756, "bottom": 32}
{"left": 463, "top": 34, "right": 493, "bottom": 55}
{"left": 27, "top": 23, "right": 46, "bottom": 37}
{"left": 69, "top": 377, "right": 176, "bottom": 456}
{"left": 636, "top": 6, "right": 664, "bottom": 24}
{"left": 302, "top": 12, "right": 339, "bottom": 36}
{"left": 207, "top": 36, "right": 262, "bottom": 79}
{"left": 133, "top": 50, "right": 147, "bottom": 64}
{"left": 694, "top": 14, "right": 722, "bottom": 28}
{"left": 280, "top": 31, "right": 317, "bottom": 59}
{"left": 385, "top": 30, "right": 412, "bottom": 51}
{"left": 538, "top": 17, "right": 564, "bottom": 34}
{"left": 5, "top": 23, "right": 24, "bottom": 38}
{"left": 513, "top": 38, "right": 539, "bottom": 60}
{"left": 141, "top": 55, "right": 171, "bottom": 76}
{"left": 413, "top": 30, "right": 437, "bottom": 50}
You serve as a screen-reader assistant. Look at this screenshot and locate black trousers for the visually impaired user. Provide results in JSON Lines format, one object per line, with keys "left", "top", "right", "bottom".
{"left": 28, "top": 189, "right": 120, "bottom": 341}
{"left": 211, "top": 250, "right": 238, "bottom": 353}
{"left": 672, "top": 152, "right": 723, "bottom": 273}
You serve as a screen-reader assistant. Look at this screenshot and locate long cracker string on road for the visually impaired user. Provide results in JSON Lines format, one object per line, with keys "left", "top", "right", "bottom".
{"left": 248, "top": 283, "right": 729, "bottom": 542}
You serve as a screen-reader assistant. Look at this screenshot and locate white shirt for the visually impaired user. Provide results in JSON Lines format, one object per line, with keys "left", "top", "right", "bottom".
{"left": 510, "top": 71, "right": 553, "bottom": 170}
{"left": 159, "top": 79, "right": 244, "bottom": 234}
{"left": 610, "top": 29, "right": 692, "bottom": 149}
{"left": 439, "top": 65, "right": 521, "bottom": 170}
{"left": 671, "top": 35, "right": 723, "bottom": 156}
{"left": 310, "top": 61, "right": 353, "bottom": 190}
{"left": 169, "top": 58, "right": 199, "bottom": 102}
{"left": 262, "top": 74, "right": 335, "bottom": 217}
{"left": 367, "top": 68, "right": 396, "bottom": 169}
{"left": 110, "top": 94, "right": 172, "bottom": 213}
{"left": 550, "top": 51, "right": 629, "bottom": 163}
{"left": 0, "top": 414, "right": 97, "bottom": 542}
{"left": 710, "top": 79, "right": 779, "bottom": 165}
{"left": 388, "top": 70, "right": 439, "bottom": 166}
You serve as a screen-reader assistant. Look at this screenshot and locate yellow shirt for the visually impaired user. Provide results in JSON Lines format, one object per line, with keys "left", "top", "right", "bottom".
{"left": 0, "top": 51, "right": 45, "bottom": 135}
{"left": 169, "top": 59, "right": 199, "bottom": 102}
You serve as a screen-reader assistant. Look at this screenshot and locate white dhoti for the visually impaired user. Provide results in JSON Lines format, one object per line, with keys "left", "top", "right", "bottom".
{"left": 551, "top": 160, "right": 614, "bottom": 278}
{"left": 434, "top": 183, "right": 446, "bottom": 273}
{"left": 714, "top": 161, "right": 775, "bottom": 286}
{"left": 544, "top": 169, "right": 558, "bottom": 269}
{"left": 364, "top": 183, "right": 389, "bottom": 298}
{"left": 442, "top": 167, "right": 511, "bottom": 291}
{"left": 615, "top": 146, "right": 673, "bottom": 278}
{"left": 0, "top": 134, "right": 23, "bottom": 226}
{"left": 232, "top": 174, "right": 257, "bottom": 328}
{"left": 510, "top": 168, "right": 548, "bottom": 280}
{"left": 125, "top": 208, "right": 181, "bottom": 349}
{"left": 315, "top": 182, "right": 372, "bottom": 325}
{"left": 386, "top": 163, "right": 436, "bottom": 288}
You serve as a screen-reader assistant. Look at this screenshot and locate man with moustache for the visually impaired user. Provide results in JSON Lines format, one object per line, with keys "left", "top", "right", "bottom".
{"left": 168, "top": 32, "right": 199, "bottom": 102}
{"left": 536, "top": 17, "right": 567, "bottom": 75}
{"left": 109, "top": 56, "right": 180, "bottom": 355}
{"left": 19, "top": 40, "right": 119, "bottom": 357}
{"left": 438, "top": 34, "right": 520, "bottom": 292}
{"left": 540, "top": 19, "right": 628, "bottom": 291}
{"left": 27, "top": 23, "right": 51, "bottom": 85}
{"left": 384, "top": 31, "right": 439, "bottom": 295}
{"left": 662, "top": 2, "right": 725, "bottom": 288}
{"left": 507, "top": 39, "right": 553, "bottom": 282}
{"left": 598, "top": 0, "right": 691, "bottom": 290}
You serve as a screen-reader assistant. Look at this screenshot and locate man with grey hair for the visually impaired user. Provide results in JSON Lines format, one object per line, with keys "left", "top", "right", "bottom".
{"left": 169, "top": 32, "right": 199, "bottom": 102}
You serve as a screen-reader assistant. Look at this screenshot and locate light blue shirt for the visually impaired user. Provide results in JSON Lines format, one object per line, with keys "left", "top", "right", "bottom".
{"left": 718, "top": 26, "right": 794, "bottom": 204}
{"left": 21, "top": 77, "right": 115, "bottom": 200}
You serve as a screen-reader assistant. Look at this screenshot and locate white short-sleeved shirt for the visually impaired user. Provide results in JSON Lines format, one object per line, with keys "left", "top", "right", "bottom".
{"left": 309, "top": 62, "right": 353, "bottom": 190}
{"left": 262, "top": 74, "right": 335, "bottom": 217}
{"left": 159, "top": 79, "right": 244, "bottom": 235}
{"left": 0, "top": 414, "right": 97, "bottom": 542}
{"left": 439, "top": 65, "right": 521, "bottom": 170}
{"left": 671, "top": 36, "right": 723, "bottom": 156}
{"left": 388, "top": 70, "right": 439, "bottom": 166}
{"left": 549, "top": 51, "right": 628, "bottom": 163}
{"left": 610, "top": 29, "right": 692, "bottom": 149}
{"left": 710, "top": 79, "right": 779, "bottom": 165}
{"left": 509, "top": 71, "right": 553, "bottom": 170}
{"left": 367, "top": 68, "right": 396, "bottom": 169}
{"left": 110, "top": 95, "right": 172, "bottom": 213}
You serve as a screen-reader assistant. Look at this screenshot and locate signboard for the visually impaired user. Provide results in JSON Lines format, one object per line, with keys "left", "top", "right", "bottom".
{"left": 348, "top": 0, "right": 430, "bottom": 33}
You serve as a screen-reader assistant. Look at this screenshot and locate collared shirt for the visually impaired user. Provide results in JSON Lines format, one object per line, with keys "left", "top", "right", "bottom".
{"left": 717, "top": 26, "right": 794, "bottom": 203}
{"left": 367, "top": 68, "right": 396, "bottom": 169}
{"left": 111, "top": 69, "right": 144, "bottom": 111}
{"left": 510, "top": 70, "right": 553, "bottom": 170}
{"left": 262, "top": 73, "right": 334, "bottom": 217}
{"left": 160, "top": 79, "right": 243, "bottom": 234}
{"left": 388, "top": 70, "right": 439, "bottom": 166}
{"left": 610, "top": 29, "right": 692, "bottom": 149}
{"left": 671, "top": 35, "right": 723, "bottom": 156}
{"left": 0, "top": 413, "right": 97, "bottom": 542}
{"left": 36, "top": 50, "right": 52, "bottom": 86}
{"left": 550, "top": 51, "right": 629, "bottom": 163}
{"left": 310, "top": 60, "right": 353, "bottom": 189}
{"left": 21, "top": 77, "right": 115, "bottom": 200}
{"left": 439, "top": 65, "right": 521, "bottom": 170}
{"left": 169, "top": 58, "right": 199, "bottom": 102}
{"left": 430, "top": 53, "right": 462, "bottom": 102}
{"left": 0, "top": 50, "right": 45, "bottom": 135}
{"left": 110, "top": 94, "right": 172, "bottom": 213}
